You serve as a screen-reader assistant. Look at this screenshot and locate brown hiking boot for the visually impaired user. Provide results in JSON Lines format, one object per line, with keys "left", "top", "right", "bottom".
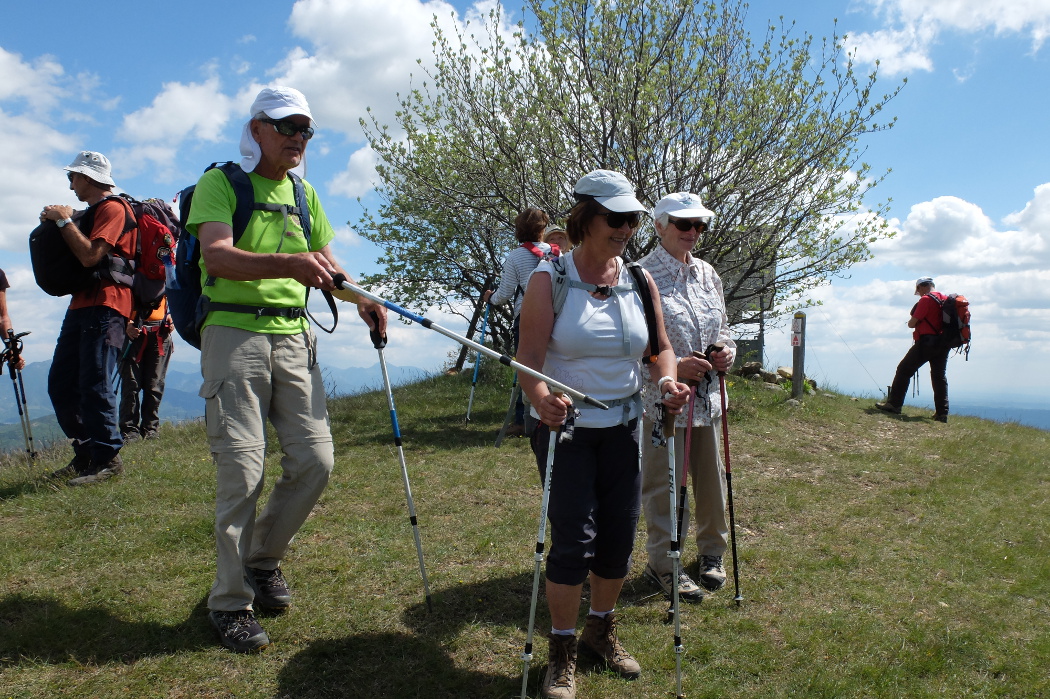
{"left": 579, "top": 613, "right": 640, "bottom": 679}
{"left": 67, "top": 454, "right": 124, "bottom": 487}
{"left": 541, "top": 632, "right": 578, "bottom": 699}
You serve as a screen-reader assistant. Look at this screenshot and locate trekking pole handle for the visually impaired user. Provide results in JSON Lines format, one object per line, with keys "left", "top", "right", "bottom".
{"left": 368, "top": 311, "right": 387, "bottom": 349}
{"left": 704, "top": 342, "right": 727, "bottom": 377}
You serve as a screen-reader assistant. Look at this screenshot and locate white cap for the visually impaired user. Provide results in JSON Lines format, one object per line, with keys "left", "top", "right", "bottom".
{"left": 241, "top": 86, "right": 314, "bottom": 173}
{"left": 63, "top": 151, "right": 115, "bottom": 187}
{"left": 654, "top": 192, "right": 714, "bottom": 222}
{"left": 573, "top": 169, "right": 645, "bottom": 212}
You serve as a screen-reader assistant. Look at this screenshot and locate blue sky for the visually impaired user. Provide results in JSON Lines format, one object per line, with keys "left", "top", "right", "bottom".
{"left": 2, "top": 0, "right": 1048, "bottom": 407}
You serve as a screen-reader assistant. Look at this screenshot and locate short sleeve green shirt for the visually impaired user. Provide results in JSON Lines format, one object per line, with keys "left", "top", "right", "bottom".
{"left": 186, "top": 167, "right": 336, "bottom": 335}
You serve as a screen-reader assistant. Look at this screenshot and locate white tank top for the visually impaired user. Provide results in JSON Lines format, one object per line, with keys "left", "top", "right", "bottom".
{"left": 530, "top": 251, "right": 648, "bottom": 428}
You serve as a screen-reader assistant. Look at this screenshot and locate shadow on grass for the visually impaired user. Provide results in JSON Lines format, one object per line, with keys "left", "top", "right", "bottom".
{"left": 864, "top": 408, "right": 929, "bottom": 423}
{"left": 0, "top": 593, "right": 213, "bottom": 663}
{"left": 276, "top": 632, "right": 514, "bottom": 698}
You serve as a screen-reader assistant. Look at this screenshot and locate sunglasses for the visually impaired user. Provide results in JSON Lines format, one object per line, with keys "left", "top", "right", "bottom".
{"left": 598, "top": 211, "right": 642, "bottom": 229}
{"left": 668, "top": 217, "right": 709, "bottom": 232}
{"left": 67, "top": 172, "right": 76, "bottom": 183}
{"left": 258, "top": 117, "right": 315, "bottom": 140}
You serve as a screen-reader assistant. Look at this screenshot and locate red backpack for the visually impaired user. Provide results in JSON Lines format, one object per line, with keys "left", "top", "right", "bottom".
{"left": 928, "top": 292, "right": 971, "bottom": 359}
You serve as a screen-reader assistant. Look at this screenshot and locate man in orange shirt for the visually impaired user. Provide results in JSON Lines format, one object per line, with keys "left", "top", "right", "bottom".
{"left": 876, "top": 277, "right": 951, "bottom": 423}
{"left": 41, "top": 151, "right": 136, "bottom": 485}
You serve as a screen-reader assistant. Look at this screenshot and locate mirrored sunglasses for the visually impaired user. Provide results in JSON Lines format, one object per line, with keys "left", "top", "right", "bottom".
{"left": 259, "top": 117, "right": 315, "bottom": 140}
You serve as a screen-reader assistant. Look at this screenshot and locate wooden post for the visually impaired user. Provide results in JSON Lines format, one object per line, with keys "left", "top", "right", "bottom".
{"left": 791, "top": 311, "right": 806, "bottom": 398}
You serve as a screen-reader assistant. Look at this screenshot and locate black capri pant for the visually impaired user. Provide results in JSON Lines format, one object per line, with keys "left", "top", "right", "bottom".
{"left": 530, "top": 419, "right": 641, "bottom": 586}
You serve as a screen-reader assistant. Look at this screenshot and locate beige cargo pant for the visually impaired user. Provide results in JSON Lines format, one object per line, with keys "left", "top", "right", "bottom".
{"left": 200, "top": 325, "right": 334, "bottom": 612}
{"left": 640, "top": 417, "right": 728, "bottom": 576}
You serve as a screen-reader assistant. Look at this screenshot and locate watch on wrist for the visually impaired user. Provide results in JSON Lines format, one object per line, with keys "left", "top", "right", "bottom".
{"left": 56, "top": 217, "right": 73, "bottom": 228}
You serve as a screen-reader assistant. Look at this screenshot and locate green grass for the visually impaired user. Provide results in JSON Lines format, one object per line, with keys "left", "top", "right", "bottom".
{"left": 1, "top": 366, "right": 1048, "bottom": 698}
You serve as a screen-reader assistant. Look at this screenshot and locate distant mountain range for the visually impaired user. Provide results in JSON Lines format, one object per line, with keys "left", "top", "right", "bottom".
{"left": 0, "top": 359, "right": 432, "bottom": 453}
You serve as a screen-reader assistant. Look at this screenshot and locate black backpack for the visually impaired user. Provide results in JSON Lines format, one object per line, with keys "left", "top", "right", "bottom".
{"left": 168, "top": 162, "right": 336, "bottom": 349}
{"left": 29, "top": 197, "right": 136, "bottom": 297}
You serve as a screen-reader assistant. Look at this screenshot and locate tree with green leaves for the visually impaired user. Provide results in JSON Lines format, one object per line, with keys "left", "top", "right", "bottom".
{"left": 358, "top": 0, "right": 902, "bottom": 354}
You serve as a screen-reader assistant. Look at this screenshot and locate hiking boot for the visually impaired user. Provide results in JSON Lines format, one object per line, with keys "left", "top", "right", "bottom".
{"left": 142, "top": 430, "right": 160, "bottom": 440}
{"left": 698, "top": 555, "right": 727, "bottom": 592}
{"left": 122, "top": 431, "right": 142, "bottom": 443}
{"left": 541, "top": 633, "right": 578, "bottom": 699}
{"left": 506, "top": 422, "right": 526, "bottom": 438}
{"left": 208, "top": 609, "right": 270, "bottom": 653}
{"left": 875, "top": 402, "right": 901, "bottom": 415}
{"left": 579, "top": 613, "right": 640, "bottom": 679}
{"left": 67, "top": 455, "right": 124, "bottom": 487}
{"left": 643, "top": 563, "right": 703, "bottom": 603}
{"left": 933, "top": 413, "right": 948, "bottom": 424}
{"left": 245, "top": 566, "right": 292, "bottom": 610}
{"left": 48, "top": 453, "right": 90, "bottom": 480}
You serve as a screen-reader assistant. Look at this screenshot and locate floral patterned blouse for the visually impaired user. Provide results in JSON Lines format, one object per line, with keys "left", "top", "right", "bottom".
{"left": 640, "top": 243, "right": 737, "bottom": 427}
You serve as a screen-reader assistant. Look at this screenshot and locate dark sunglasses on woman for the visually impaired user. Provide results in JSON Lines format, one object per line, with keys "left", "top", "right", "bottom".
{"left": 668, "top": 217, "right": 709, "bottom": 232}
{"left": 598, "top": 211, "right": 642, "bottom": 229}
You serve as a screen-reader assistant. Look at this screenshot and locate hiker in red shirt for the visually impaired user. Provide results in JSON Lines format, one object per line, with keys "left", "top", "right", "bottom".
{"left": 876, "top": 277, "right": 951, "bottom": 423}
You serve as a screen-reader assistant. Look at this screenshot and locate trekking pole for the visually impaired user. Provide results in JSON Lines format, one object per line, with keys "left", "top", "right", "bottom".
{"left": 3, "top": 330, "right": 37, "bottom": 461}
{"left": 368, "top": 312, "right": 433, "bottom": 612}
{"left": 465, "top": 303, "right": 490, "bottom": 422}
{"left": 332, "top": 276, "right": 609, "bottom": 410}
{"left": 494, "top": 375, "right": 521, "bottom": 448}
{"left": 520, "top": 412, "right": 561, "bottom": 699}
{"left": 660, "top": 400, "right": 686, "bottom": 699}
{"left": 677, "top": 350, "right": 706, "bottom": 564}
{"left": 706, "top": 342, "right": 742, "bottom": 606}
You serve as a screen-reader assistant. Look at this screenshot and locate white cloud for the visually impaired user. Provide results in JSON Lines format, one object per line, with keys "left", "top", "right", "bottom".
{"left": 114, "top": 78, "right": 237, "bottom": 182}
{"left": 849, "top": 0, "right": 1050, "bottom": 75}
{"left": 0, "top": 46, "right": 67, "bottom": 112}
{"left": 329, "top": 146, "right": 380, "bottom": 198}
{"left": 867, "top": 188, "right": 1050, "bottom": 272}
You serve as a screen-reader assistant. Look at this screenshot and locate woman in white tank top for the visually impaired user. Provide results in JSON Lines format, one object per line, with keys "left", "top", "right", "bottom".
{"left": 517, "top": 170, "right": 688, "bottom": 698}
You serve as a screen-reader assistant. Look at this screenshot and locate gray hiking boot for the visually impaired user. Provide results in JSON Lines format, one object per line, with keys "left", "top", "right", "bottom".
{"left": 875, "top": 401, "right": 901, "bottom": 415}
{"left": 643, "top": 563, "right": 703, "bottom": 603}
{"left": 208, "top": 609, "right": 270, "bottom": 653}
{"left": 245, "top": 566, "right": 292, "bottom": 610}
{"left": 48, "top": 453, "right": 91, "bottom": 480}
{"left": 698, "top": 555, "right": 727, "bottom": 591}
{"left": 541, "top": 632, "right": 578, "bottom": 699}
{"left": 579, "top": 613, "right": 640, "bottom": 679}
{"left": 67, "top": 455, "right": 124, "bottom": 487}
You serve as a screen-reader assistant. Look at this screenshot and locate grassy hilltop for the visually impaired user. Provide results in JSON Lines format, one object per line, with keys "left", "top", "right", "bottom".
{"left": 1, "top": 366, "right": 1048, "bottom": 698}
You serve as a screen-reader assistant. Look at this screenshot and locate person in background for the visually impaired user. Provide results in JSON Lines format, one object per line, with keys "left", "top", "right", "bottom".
{"left": 119, "top": 295, "right": 174, "bottom": 441}
{"left": 483, "top": 206, "right": 553, "bottom": 438}
{"left": 0, "top": 268, "right": 26, "bottom": 371}
{"left": 187, "top": 86, "right": 387, "bottom": 653}
{"left": 876, "top": 277, "right": 951, "bottom": 423}
{"left": 41, "top": 151, "right": 135, "bottom": 487}
{"left": 517, "top": 169, "right": 688, "bottom": 699}
{"left": 543, "top": 223, "right": 572, "bottom": 253}
{"left": 638, "top": 192, "right": 736, "bottom": 603}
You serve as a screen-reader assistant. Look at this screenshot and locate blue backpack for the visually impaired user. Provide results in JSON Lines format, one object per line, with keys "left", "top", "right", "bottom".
{"left": 168, "top": 162, "right": 335, "bottom": 349}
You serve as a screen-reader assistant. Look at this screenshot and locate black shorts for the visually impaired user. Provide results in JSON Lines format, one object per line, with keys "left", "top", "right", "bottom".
{"left": 530, "top": 419, "right": 641, "bottom": 585}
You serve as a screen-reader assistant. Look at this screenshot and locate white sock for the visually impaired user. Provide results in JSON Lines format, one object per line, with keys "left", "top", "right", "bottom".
{"left": 551, "top": 627, "right": 576, "bottom": 636}
{"left": 588, "top": 609, "right": 612, "bottom": 618}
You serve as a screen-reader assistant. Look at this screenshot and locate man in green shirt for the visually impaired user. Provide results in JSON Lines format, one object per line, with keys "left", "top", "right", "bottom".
{"left": 187, "top": 86, "right": 386, "bottom": 653}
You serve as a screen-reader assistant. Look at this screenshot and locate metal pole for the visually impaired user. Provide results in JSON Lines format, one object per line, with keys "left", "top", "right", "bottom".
{"left": 791, "top": 311, "right": 806, "bottom": 398}
{"left": 465, "top": 303, "right": 490, "bottom": 421}
{"left": 334, "top": 276, "right": 609, "bottom": 410}
{"left": 369, "top": 313, "right": 433, "bottom": 612}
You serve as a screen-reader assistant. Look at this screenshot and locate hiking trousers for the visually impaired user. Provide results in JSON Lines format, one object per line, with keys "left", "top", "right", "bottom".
{"left": 200, "top": 325, "right": 335, "bottom": 612}
{"left": 641, "top": 418, "right": 728, "bottom": 576}
{"left": 888, "top": 335, "right": 950, "bottom": 414}
{"left": 48, "top": 305, "right": 124, "bottom": 466}
{"left": 119, "top": 327, "right": 173, "bottom": 437}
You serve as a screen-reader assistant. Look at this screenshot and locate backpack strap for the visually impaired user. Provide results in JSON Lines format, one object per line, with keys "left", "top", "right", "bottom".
{"left": 199, "top": 163, "right": 335, "bottom": 334}
{"left": 550, "top": 256, "right": 659, "bottom": 363}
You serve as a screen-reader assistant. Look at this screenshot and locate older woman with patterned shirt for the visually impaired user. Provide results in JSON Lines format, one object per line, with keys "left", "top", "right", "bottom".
{"left": 638, "top": 192, "right": 737, "bottom": 603}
